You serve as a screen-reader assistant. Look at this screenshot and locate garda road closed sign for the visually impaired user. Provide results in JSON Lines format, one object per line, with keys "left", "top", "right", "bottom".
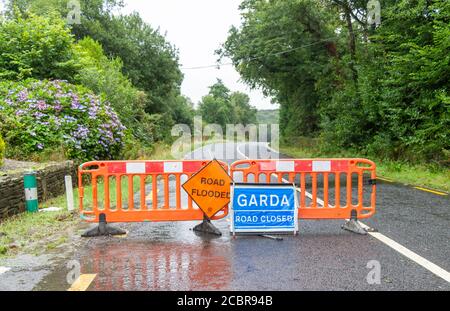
{"left": 230, "top": 183, "right": 298, "bottom": 235}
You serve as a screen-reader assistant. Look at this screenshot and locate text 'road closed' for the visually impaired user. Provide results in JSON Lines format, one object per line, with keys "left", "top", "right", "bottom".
{"left": 231, "top": 184, "right": 298, "bottom": 234}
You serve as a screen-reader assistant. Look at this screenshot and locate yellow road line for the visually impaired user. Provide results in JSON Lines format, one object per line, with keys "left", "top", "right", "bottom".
{"left": 377, "top": 176, "right": 447, "bottom": 195}
{"left": 414, "top": 187, "right": 448, "bottom": 196}
{"left": 377, "top": 176, "right": 393, "bottom": 182}
{"left": 68, "top": 274, "right": 97, "bottom": 291}
{"left": 114, "top": 232, "right": 128, "bottom": 238}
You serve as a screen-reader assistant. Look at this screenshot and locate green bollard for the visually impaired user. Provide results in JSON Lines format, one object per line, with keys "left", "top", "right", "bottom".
{"left": 24, "top": 172, "right": 38, "bottom": 212}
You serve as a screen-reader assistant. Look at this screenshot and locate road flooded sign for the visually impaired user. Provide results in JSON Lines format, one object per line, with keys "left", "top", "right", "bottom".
{"left": 230, "top": 183, "right": 298, "bottom": 235}
{"left": 182, "top": 159, "right": 233, "bottom": 219}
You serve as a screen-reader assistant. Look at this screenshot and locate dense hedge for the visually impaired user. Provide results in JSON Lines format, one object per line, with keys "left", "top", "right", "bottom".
{"left": 222, "top": 0, "right": 450, "bottom": 164}
{"left": 0, "top": 13, "right": 77, "bottom": 81}
{"left": 0, "top": 79, "right": 126, "bottom": 161}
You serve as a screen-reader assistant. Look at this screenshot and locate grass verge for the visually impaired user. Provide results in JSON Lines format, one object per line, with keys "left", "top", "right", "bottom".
{"left": 0, "top": 177, "right": 141, "bottom": 258}
{"left": 280, "top": 145, "right": 450, "bottom": 193}
{"left": 0, "top": 208, "right": 78, "bottom": 258}
{"left": 0, "top": 142, "right": 178, "bottom": 258}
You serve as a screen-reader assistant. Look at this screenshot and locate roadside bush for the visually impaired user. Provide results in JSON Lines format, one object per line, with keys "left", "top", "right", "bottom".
{"left": 0, "top": 133, "right": 5, "bottom": 166}
{"left": 73, "top": 38, "right": 151, "bottom": 140}
{"left": 145, "top": 113, "right": 175, "bottom": 143}
{"left": 0, "top": 12, "right": 78, "bottom": 81}
{"left": 0, "top": 79, "right": 126, "bottom": 161}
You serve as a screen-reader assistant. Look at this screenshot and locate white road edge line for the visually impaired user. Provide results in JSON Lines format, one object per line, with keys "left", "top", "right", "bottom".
{"left": 359, "top": 224, "right": 450, "bottom": 283}
{"left": 0, "top": 266, "right": 11, "bottom": 274}
{"left": 207, "top": 149, "right": 214, "bottom": 160}
{"left": 236, "top": 142, "right": 248, "bottom": 160}
{"left": 238, "top": 142, "right": 450, "bottom": 284}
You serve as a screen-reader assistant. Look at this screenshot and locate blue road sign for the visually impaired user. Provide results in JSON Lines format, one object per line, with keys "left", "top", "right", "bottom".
{"left": 230, "top": 183, "right": 298, "bottom": 234}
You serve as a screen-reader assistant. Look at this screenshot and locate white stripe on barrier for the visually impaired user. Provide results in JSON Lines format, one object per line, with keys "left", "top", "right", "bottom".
{"left": 25, "top": 188, "right": 38, "bottom": 201}
{"left": 126, "top": 162, "right": 146, "bottom": 174}
{"left": 276, "top": 161, "right": 295, "bottom": 172}
{"left": 164, "top": 162, "right": 183, "bottom": 173}
{"left": 312, "top": 160, "right": 331, "bottom": 172}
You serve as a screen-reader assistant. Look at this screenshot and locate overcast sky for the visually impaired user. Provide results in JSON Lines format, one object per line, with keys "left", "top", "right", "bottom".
{"left": 121, "top": 0, "right": 277, "bottom": 110}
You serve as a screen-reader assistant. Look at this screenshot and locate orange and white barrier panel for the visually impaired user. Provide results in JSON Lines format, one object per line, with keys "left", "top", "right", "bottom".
{"left": 78, "top": 160, "right": 229, "bottom": 223}
{"left": 230, "top": 159, "right": 376, "bottom": 219}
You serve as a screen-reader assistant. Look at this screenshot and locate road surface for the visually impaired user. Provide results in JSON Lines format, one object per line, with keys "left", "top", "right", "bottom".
{"left": 0, "top": 142, "right": 449, "bottom": 291}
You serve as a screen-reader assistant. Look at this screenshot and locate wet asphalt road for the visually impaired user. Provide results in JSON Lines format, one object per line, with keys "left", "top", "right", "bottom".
{"left": 1, "top": 142, "right": 449, "bottom": 291}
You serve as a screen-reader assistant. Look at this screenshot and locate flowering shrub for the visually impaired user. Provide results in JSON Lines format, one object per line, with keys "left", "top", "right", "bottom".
{"left": 0, "top": 79, "right": 126, "bottom": 161}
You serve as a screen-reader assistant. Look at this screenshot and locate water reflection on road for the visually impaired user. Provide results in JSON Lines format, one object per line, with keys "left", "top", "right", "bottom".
{"left": 79, "top": 220, "right": 232, "bottom": 291}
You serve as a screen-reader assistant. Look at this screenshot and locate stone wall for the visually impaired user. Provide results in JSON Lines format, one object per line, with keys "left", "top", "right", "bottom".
{"left": 0, "top": 161, "right": 77, "bottom": 220}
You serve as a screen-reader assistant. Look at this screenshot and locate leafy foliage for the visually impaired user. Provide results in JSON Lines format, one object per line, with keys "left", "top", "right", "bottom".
{"left": 198, "top": 80, "right": 257, "bottom": 128}
{"left": 0, "top": 12, "right": 78, "bottom": 81}
{"left": 231, "top": 92, "right": 257, "bottom": 125}
{"left": 73, "top": 37, "right": 154, "bottom": 143}
{"left": 3, "top": 0, "right": 194, "bottom": 146}
{"left": 222, "top": 0, "right": 450, "bottom": 163}
{"left": 9, "top": 0, "right": 186, "bottom": 122}
{"left": 257, "top": 109, "right": 279, "bottom": 124}
{"left": 72, "top": 10, "right": 184, "bottom": 116}
{"left": 0, "top": 79, "right": 125, "bottom": 161}
{"left": 220, "top": 0, "right": 337, "bottom": 138}
{"left": 361, "top": 0, "right": 450, "bottom": 162}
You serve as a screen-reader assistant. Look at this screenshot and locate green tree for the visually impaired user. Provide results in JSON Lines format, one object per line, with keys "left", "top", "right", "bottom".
{"left": 198, "top": 80, "right": 256, "bottom": 127}
{"left": 220, "top": 0, "right": 337, "bottom": 139}
{"left": 3, "top": 0, "right": 196, "bottom": 144}
{"left": 4, "top": 0, "right": 188, "bottom": 125}
{"left": 222, "top": 0, "right": 450, "bottom": 163}
{"left": 362, "top": 0, "right": 450, "bottom": 161}
{"left": 73, "top": 37, "right": 149, "bottom": 141}
{"left": 74, "top": 12, "right": 183, "bottom": 115}
{"left": 199, "top": 96, "right": 233, "bottom": 129}
{"left": 0, "top": 12, "right": 78, "bottom": 80}
{"left": 198, "top": 80, "right": 233, "bottom": 128}
{"left": 230, "top": 91, "right": 257, "bottom": 125}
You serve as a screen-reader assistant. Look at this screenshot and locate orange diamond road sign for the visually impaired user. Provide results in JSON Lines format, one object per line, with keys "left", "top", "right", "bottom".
{"left": 182, "top": 159, "right": 233, "bottom": 219}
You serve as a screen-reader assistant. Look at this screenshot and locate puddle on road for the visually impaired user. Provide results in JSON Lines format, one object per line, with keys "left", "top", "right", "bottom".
{"left": 82, "top": 220, "right": 232, "bottom": 290}
{"left": 83, "top": 241, "right": 232, "bottom": 291}
{"left": 35, "top": 219, "right": 233, "bottom": 291}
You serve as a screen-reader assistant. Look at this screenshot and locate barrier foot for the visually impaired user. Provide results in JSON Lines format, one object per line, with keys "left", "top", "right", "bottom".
{"left": 82, "top": 213, "right": 126, "bottom": 237}
{"left": 342, "top": 210, "right": 367, "bottom": 235}
{"left": 193, "top": 216, "right": 222, "bottom": 236}
{"left": 259, "top": 234, "right": 283, "bottom": 241}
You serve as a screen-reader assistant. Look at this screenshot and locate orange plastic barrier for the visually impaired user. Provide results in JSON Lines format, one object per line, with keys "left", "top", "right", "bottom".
{"left": 78, "top": 160, "right": 229, "bottom": 223}
{"left": 230, "top": 159, "right": 376, "bottom": 219}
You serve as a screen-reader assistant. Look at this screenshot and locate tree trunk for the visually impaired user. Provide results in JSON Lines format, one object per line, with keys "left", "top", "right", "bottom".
{"left": 344, "top": 1, "right": 358, "bottom": 84}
